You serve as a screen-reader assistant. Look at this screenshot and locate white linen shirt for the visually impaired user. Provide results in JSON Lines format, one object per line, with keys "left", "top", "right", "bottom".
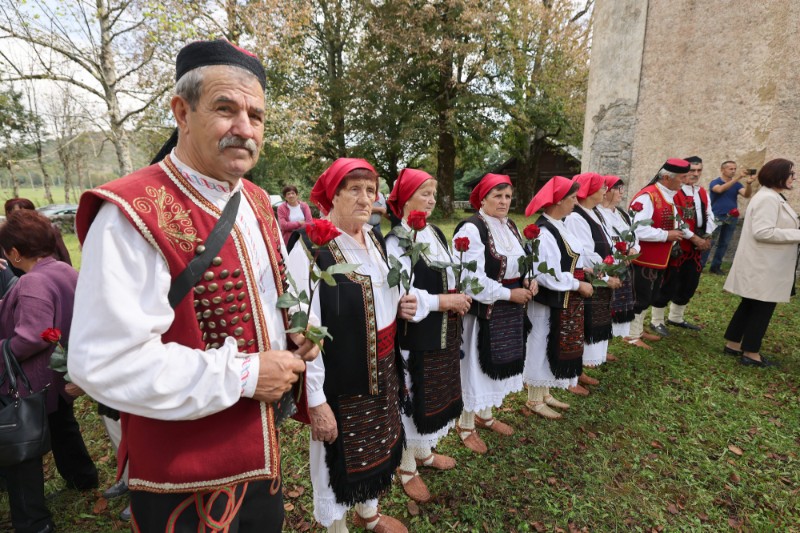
{"left": 69, "top": 153, "right": 287, "bottom": 420}
{"left": 681, "top": 184, "right": 717, "bottom": 235}
{"left": 632, "top": 183, "right": 694, "bottom": 242}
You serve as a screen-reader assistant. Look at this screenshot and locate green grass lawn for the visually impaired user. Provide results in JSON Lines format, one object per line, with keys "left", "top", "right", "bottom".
{"left": 2, "top": 225, "right": 799, "bottom": 532}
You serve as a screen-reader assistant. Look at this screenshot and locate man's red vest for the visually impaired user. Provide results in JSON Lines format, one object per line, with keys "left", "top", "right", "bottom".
{"left": 76, "top": 157, "right": 287, "bottom": 493}
{"left": 674, "top": 187, "right": 709, "bottom": 256}
{"left": 631, "top": 185, "right": 675, "bottom": 270}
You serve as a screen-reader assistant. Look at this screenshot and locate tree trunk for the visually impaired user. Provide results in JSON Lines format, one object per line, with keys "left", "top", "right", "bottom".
{"left": 97, "top": 0, "right": 133, "bottom": 176}
{"left": 36, "top": 143, "right": 55, "bottom": 204}
{"left": 435, "top": 58, "right": 456, "bottom": 217}
{"left": 6, "top": 159, "right": 20, "bottom": 198}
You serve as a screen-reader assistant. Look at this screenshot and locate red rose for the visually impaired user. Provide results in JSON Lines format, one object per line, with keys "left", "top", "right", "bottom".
{"left": 614, "top": 241, "right": 627, "bottom": 252}
{"left": 728, "top": 208, "right": 740, "bottom": 217}
{"left": 306, "top": 219, "right": 341, "bottom": 246}
{"left": 407, "top": 210, "right": 427, "bottom": 231}
{"left": 41, "top": 327, "right": 61, "bottom": 344}
{"left": 454, "top": 236, "right": 470, "bottom": 252}
{"left": 630, "top": 202, "right": 644, "bottom": 212}
{"left": 523, "top": 224, "right": 541, "bottom": 240}
{"left": 603, "top": 255, "right": 615, "bottom": 265}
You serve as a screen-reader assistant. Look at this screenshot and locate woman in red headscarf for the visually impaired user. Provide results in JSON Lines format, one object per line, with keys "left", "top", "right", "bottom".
{"left": 385, "top": 168, "right": 472, "bottom": 503}
{"left": 288, "top": 158, "right": 415, "bottom": 533}
{"left": 450, "top": 174, "right": 534, "bottom": 454}
{"left": 523, "top": 176, "right": 594, "bottom": 419}
{"left": 564, "top": 173, "right": 622, "bottom": 393}
{"left": 597, "top": 176, "right": 638, "bottom": 339}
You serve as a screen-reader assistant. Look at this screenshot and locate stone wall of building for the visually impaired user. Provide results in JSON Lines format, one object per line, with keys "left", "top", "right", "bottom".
{"left": 583, "top": 0, "right": 800, "bottom": 209}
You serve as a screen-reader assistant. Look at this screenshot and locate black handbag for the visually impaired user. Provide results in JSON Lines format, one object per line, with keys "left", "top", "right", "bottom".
{"left": 0, "top": 340, "right": 52, "bottom": 467}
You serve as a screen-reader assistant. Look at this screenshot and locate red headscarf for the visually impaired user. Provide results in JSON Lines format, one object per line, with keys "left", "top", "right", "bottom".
{"left": 525, "top": 176, "right": 574, "bottom": 216}
{"left": 469, "top": 173, "right": 512, "bottom": 210}
{"left": 604, "top": 175, "right": 622, "bottom": 190}
{"left": 573, "top": 172, "right": 605, "bottom": 200}
{"left": 310, "top": 158, "right": 377, "bottom": 215}
{"left": 387, "top": 168, "right": 435, "bottom": 218}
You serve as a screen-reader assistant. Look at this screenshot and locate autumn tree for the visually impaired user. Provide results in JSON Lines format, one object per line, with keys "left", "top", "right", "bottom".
{"left": 494, "top": 0, "right": 592, "bottom": 212}
{"left": 0, "top": 0, "right": 174, "bottom": 176}
{"left": 0, "top": 85, "right": 31, "bottom": 197}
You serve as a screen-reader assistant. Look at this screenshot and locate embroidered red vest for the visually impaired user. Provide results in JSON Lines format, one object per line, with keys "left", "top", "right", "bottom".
{"left": 674, "top": 187, "right": 709, "bottom": 256}
{"left": 76, "top": 158, "right": 288, "bottom": 493}
{"left": 631, "top": 185, "right": 674, "bottom": 269}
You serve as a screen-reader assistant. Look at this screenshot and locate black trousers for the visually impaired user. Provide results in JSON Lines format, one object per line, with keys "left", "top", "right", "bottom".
{"left": 652, "top": 258, "right": 702, "bottom": 308}
{"left": 6, "top": 395, "right": 98, "bottom": 533}
{"left": 724, "top": 297, "right": 777, "bottom": 353}
{"left": 130, "top": 476, "right": 284, "bottom": 533}
{"left": 632, "top": 265, "right": 666, "bottom": 314}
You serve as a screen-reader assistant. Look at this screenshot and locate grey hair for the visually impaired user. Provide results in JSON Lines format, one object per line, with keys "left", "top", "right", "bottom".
{"left": 657, "top": 169, "right": 677, "bottom": 180}
{"left": 175, "top": 65, "right": 262, "bottom": 110}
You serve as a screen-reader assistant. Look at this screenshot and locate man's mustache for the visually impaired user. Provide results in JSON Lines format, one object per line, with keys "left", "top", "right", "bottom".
{"left": 219, "top": 135, "right": 259, "bottom": 156}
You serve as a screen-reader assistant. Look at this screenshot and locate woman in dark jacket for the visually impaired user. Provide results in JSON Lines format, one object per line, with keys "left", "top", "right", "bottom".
{"left": 4, "top": 198, "right": 72, "bottom": 277}
{"left": 0, "top": 210, "right": 97, "bottom": 533}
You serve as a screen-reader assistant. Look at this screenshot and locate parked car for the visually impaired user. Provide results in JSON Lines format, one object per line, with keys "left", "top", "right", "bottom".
{"left": 37, "top": 204, "right": 79, "bottom": 217}
{"left": 270, "top": 194, "right": 283, "bottom": 208}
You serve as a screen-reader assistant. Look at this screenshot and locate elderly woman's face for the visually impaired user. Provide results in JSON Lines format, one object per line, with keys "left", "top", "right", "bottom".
{"left": 331, "top": 177, "right": 377, "bottom": 232}
{"left": 405, "top": 179, "right": 437, "bottom": 218}
{"left": 481, "top": 186, "right": 513, "bottom": 219}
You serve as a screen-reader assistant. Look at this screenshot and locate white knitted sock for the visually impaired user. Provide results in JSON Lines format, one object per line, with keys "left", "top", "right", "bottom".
{"left": 628, "top": 311, "right": 645, "bottom": 338}
{"left": 527, "top": 385, "right": 546, "bottom": 402}
{"left": 669, "top": 303, "right": 686, "bottom": 323}
{"left": 459, "top": 410, "right": 475, "bottom": 431}
{"left": 327, "top": 517, "right": 349, "bottom": 533}
{"left": 354, "top": 502, "right": 379, "bottom": 529}
{"left": 398, "top": 447, "right": 417, "bottom": 482}
{"left": 651, "top": 306, "right": 666, "bottom": 326}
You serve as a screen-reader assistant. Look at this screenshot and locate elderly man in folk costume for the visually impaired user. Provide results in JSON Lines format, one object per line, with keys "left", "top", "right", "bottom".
{"left": 564, "top": 173, "right": 622, "bottom": 394}
{"left": 288, "top": 158, "right": 414, "bottom": 533}
{"left": 625, "top": 158, "right": 705, "bottom": 349}
{"left": 523, "top": 176, "right": 594, "bottom": 419}
{"left": 69, "top": 40, "right": 317, "bottom": 532}
{"left": 649, "top": 156, "right": 714, "bottom": 333}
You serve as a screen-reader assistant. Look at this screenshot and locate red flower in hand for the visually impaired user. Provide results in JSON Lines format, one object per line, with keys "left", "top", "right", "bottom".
{"left": 407, "top": 210, "right": 427, "bottom": 231}
{"left": 454, "top": 236, "right": 470, "bottom": 252}
{"left": 614, "top": 241, "right": 627, "bottom": 252}
{"left": 523, "top": 224, "right": 541, "bottom": 240}
{"left": 603, "top": 255, "right": 615, "bottom": 265}
{"left": 41, "top": 328, "right": 61, "bottom": 344}
{"left": 728, "top": 208, "right": 740, "bottom": 217}
{"left": 306, "top": 219, "right": 341, "bottom": 246}
{"left": 630, "top": 201, "right": 644, "bottom": 212}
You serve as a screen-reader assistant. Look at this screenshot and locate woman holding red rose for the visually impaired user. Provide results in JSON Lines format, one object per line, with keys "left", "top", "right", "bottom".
{"left": 597, "top": 175, "right": 638, "bottom": 338}
{"left": 385, "top": 168, "right": 472, "bottom": 503}
{"left": 290, "top": 158, "right": 414, "bottom": 533}
{"left": 451, "top": 173, "right": 534, "bottom": 454}
{"left": 0, "top": 210, "right": 97, "bottom": 533}
{"left": 523, "top": 176, "right": 594, "bottom": 419}
{"left": 564, "top": 173, "right": 622, "bottom": 392}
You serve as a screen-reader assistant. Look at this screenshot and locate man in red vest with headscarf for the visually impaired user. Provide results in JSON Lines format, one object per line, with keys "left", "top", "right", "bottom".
{"left": 625, "top": 159, "right": 707, "bottom": 348}
{"left": 69, "top": 39, "right": 318, "bottom": 532}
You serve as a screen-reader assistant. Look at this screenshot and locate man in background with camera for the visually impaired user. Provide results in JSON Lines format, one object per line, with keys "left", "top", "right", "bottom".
{"left": 704, "top": 160, "right": 755, "bottom": 274}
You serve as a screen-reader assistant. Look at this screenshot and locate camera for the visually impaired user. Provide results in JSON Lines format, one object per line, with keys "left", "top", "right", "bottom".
{"left": 747, "top": 168, "right": 757, "bottom": 175}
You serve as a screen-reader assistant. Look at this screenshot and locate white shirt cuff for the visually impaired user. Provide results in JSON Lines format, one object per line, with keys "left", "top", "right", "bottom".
{"left": 307, "top": 388, "right": 327, "bottom": 408}
{"left": 571, "top": 278, "right": 580, "bottom": 291}
{"left": 239, "top": 354, "right": 260, "bottom": 398}
{"left": 427, "top": 293, "right": 440, "bottom": 312}
{"left": 500, "top": 287, "right": 512, "bottom": 301}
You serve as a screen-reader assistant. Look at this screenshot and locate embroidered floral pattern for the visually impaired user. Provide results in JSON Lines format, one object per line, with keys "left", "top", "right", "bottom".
{"left": 132, "top": 185, "right": 198, "bottom": 252}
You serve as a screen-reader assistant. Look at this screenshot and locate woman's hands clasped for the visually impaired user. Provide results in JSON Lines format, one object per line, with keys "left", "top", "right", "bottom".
{"left": 438, "top": 293, "right": 473, "bottom": 316}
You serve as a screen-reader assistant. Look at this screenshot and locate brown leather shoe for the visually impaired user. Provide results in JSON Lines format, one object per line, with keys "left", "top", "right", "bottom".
{"left": 456, "top": 424, "right": 487, "bottom": 454}
{"left": 605, "top": 353, "right": 618, "bottom": 362}
{"left": 353, "top": 510, "right": 408, "bottom": 533}
{"left": 578, "top": 373, "right": 599, "bottom": 386}
{"left": 641, "top": 332, "right": 662, "bottom": 342}
{"left": 568, "top": 384, "right": 590, "bottom": 396}
{"left": 624, "top": 337, "right": 652, "bottom": 349}
{"left": 475, "top": 415, "right": 514, "bottom": 436}
{"left": 525, "top": 400, "right": 562, "bottom": 419}
{"left": 397, "top": 469, "right": 431, "bottom": 503}
{"left": 415, "top": 453, "right": 456, "bottom": 470}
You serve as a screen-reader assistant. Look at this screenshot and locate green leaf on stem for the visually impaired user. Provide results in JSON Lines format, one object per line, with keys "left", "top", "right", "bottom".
{"left": 326, "top": 263, "right": 359, "bottom": 275}
{"left": 289, "top": 310, "right": 309, "bottom": 330}
{"left": 276, "top": 292, "right": 300, "bottom": 309}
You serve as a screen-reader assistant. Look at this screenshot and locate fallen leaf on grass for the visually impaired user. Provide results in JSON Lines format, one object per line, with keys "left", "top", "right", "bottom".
{"left": 92, "top": 497, "right": 107, "bottom": 514}
{"left": 667, "top": 503, "right": 679, "bottom": 515}
{"left": 547, "top": 477, "right": 558, "bottom": 486}
{"left": 697, "top": 513, "right": 709, "bottom": 522}
{"left": 728, "top": 516, "right": 742, "bottom": 528}
{"left": 728, "top": 445, "right": 743, "bottom": 456}
{"left": 651, "top": 440, "right": 664, "bottom": 450}
{"left": 407, "top": 501, "right": 420, "bottom": 516}
{"left": 283, "top": 503, "right": 294, "bottom": 512}
{"left": 729, "top": 473, "right": 741, "bottom": 484}
{"left": 587, "top": 432, "right": 597, "bottom": 439}
{"left": 531, "top": 522, "right": 546, "bottom": 532}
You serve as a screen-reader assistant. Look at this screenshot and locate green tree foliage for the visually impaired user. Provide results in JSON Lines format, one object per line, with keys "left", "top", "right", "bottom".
{"left": 0, "top": 85, "right": 32, "bottom": 195}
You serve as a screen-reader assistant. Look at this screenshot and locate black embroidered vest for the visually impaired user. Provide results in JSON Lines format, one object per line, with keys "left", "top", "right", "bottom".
{"left": 533, "top": 216, "right": 580, "bottom": 309}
